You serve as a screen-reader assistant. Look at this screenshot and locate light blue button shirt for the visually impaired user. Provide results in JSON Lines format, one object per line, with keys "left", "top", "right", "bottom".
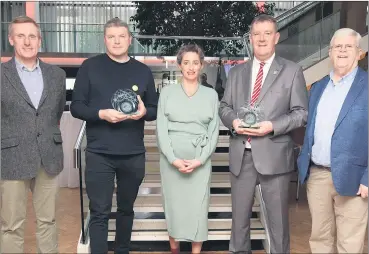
{"left": 15, "top": 58, "right": 44, "bottom": 109}
{"left": 311, "top": 67, "right": 358, "bottom": 167}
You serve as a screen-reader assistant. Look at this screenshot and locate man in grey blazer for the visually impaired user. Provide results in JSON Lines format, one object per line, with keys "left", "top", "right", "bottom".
{"left": 219, "top": 14, "right": 308, "bottom": 253}
{"left": 1, "top": 16, "right": 66, "bottom": 253}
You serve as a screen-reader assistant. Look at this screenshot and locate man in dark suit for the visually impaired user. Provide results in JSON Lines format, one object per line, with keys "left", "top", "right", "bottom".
{"left": 219, "top": 14, "right": 308, "bottom": 253}
{"left": 298, "top": 28, "right": 368, "bottom": 253}
{"left": 1, "top": 16, "right": 66, "bottom": 253}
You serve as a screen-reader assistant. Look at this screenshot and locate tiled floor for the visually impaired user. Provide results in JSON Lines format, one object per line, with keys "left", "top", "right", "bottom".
{"left": 20, "top": 183, "right": 368, "bottom": 253}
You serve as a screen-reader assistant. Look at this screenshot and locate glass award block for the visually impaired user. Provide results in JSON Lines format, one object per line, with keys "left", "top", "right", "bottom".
{"left": 111, "top": 89, "right": 139, "bottom": 115}
{"left": 237, "top": 102, "right": 263, "bottom": 129}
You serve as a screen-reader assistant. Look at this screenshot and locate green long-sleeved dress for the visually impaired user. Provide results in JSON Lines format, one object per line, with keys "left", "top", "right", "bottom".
{"left": 156, "top": 83, "right": 220, "bottom": 242}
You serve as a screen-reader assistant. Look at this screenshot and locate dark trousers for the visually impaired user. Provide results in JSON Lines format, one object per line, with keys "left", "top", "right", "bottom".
{"left": 85, "top": 151, "right": 145, "bottom": 254}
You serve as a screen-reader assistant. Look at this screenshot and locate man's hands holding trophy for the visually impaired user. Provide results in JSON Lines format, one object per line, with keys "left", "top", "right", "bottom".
{"left": 233, "top": 102, "right": 273, "bottom": 137}
{"left": 99, "top": 88, "right": 147, "bottom": 123}
{"left": 127, "top": 95, "right": 147, "bottom": 120}
{"left": 99, "top": 108, "right": 129, "bottom": 123}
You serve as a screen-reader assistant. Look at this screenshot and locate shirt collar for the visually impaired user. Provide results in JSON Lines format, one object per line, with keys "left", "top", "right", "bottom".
{"left": 253, "top": 52, "right": 275, "bottom": 66}
{"left": 329, "top": 66, "right": 358, "bottom": 85}
{"left": 15, "top": 57, "right": 40, "bottom": 72}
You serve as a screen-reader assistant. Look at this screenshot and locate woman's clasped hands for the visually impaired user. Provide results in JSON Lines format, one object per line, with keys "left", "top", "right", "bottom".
{"left": 172, "top": 159, "right": 202, "bottom": 173}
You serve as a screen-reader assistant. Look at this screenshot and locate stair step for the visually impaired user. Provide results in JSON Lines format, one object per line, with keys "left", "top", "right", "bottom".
{"left": 108, "top": 229, "right": 266, "bottom": 241}
{"left": 144, "top": 121, "right": 229, "bottom": 131}
{"left": 83, "top": 193, "right": 260, "bottom": 213}
{"left": 109, "top": 218, "right": 263, "bottom": 231}
{"left": 145, "top": 161, "right": 229, "bottom": 168}
{"left": 145, "top": 152, "right": 230, "bottom": 167}
{"left": 144, "top": 135, "right": 230, "bottom": 147}
{"left": 145, "top": 152, "right": 229, "bottom": 162}
{"left": 141, "top": 172, "right": 230, "bottom": 188}
{"left": 92, "top": 173, "right": 230, "bottom": 191}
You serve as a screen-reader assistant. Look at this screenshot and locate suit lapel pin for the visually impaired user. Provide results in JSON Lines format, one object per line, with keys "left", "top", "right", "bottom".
{"left": 273, "top": 70, "right": 278, "bottom": 75}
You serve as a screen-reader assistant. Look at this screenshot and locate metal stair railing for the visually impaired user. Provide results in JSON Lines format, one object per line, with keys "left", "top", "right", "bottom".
{"left": 73, "top": 121, "right": 88, "bottom": 246}
{"left": 274, "top": 1, "right": 320, "bottom": 30}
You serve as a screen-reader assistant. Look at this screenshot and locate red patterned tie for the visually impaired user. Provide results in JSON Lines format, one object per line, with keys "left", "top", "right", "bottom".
{"left": 247, "top": 62, "right": 265, "bottom": 143}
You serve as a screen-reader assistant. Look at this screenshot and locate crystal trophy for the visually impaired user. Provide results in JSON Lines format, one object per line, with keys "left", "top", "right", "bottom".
{"left": 237, "top": 102, "right": 263, "bottom": 129}
{"left": 111, "top": 88, "right": 139, "bottom": 115}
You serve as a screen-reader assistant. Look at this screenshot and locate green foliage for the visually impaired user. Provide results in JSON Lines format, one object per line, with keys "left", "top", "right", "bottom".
{"left": 130, "top": 1, "right": 274, "bottom": 56}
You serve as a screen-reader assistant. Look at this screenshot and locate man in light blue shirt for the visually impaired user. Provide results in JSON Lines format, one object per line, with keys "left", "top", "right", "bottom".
{"left": 298, "top": 28, "right": 368, "bottom": 253}
{"left": 14, "top": 57, "right": 44, "bottom": 109}
{"left": 311, "top": 66, "right": 358, "bottom": 167}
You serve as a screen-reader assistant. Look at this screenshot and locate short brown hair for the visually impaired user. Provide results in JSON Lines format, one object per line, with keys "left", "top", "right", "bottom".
{"left": 176, "top": 44, "right": 205, "bottom": 65}
{"left": 104, "top": 17, "right": 131, "bottom": 36}
{"left": 250, "top": 14, "right": 277, "bottom": 32}
{"left": 8, "top": 16, "right": 41, "bottom": 37}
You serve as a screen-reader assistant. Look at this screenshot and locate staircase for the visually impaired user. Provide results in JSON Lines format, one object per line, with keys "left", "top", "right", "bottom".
{"left": 75, "top": 121, "right": 271, "bottom": 253}
{"left": 244, "top": 6, "right": 369, "bottom": 86}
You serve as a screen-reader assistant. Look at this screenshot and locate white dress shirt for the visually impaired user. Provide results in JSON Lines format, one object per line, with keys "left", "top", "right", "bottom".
{"left": 246, "top": 53, "right": 275, "bottom": 148}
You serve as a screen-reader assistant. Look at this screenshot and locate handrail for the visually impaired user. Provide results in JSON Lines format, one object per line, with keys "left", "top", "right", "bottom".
{"left": 278, "top": 10, "right": 340, "bottom": 45}
{"left": 273, "top": 10, "right": 341, "bottom": 66}
{"left": 1, "top": 21, "right": 136, "bottom": 26}
{"left": 243, "top": 1, "right": 317, "bottom": 41}
{"left": 243, "top": 1, "right": 319, "bottom": 57}
{"left": 302, "top": 32, "right": 369, "bottom": 71}
{"left": 275, "top": 1, "right": 317, "bottom": 21}
{"left": 276, "top": 2, "right": 320, "bottom": 30}
{"left": 133, "top": 34, "right": 244, "bottom": 41}
{"left": 74, "top": 121, "right": 86, "bottom": 169}
{"left": 73, "top": 120, "right": 87, "bottom": 244}
{"left": 39, "top": 1, "right": 136, "bottom": 8}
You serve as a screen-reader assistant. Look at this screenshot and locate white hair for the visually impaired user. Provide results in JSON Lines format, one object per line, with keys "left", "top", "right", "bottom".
{"left": 330, "top": 28, "right": 362, "bottom": 47}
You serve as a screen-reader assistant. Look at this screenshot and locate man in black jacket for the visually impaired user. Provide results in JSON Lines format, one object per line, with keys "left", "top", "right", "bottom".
{"left": 70, "top": 17, "right": 158, "bottom": 254}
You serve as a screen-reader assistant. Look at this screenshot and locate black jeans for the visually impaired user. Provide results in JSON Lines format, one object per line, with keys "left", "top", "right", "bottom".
{"left": 85, "top": 151, "right": 145, "bottom": 254}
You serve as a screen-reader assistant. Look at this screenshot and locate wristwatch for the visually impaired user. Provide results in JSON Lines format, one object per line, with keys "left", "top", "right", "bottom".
{"left": 230, "top": 128, "right": 238, "bottom": 137}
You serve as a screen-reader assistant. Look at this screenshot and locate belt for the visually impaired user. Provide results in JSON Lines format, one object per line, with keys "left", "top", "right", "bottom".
{"left": 191, "top": 134, "right": 209, "bottom": 158}
{"left": 311, "top": 161, "right": 331, "bottom": 171}
{"left": 245, "top": 148, "right": 251, "bottom": 151}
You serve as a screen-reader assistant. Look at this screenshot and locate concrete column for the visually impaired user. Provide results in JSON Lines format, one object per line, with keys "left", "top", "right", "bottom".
{"left": 25, "top": 1, "right": 40, "bottom": 22}
{"left": 340, "top": 1, "right": 368, "bottom": 35}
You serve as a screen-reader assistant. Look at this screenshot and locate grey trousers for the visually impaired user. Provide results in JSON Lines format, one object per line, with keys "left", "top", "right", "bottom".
{"left": 229, "top": 150, "right": 292, "bottom": 254}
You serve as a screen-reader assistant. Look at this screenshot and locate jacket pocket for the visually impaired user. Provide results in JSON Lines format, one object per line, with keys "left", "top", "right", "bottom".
{"left": 53, "top": 134, "right": 63, "bottom": 144}
{"left": 1, "top": 137, "right": 19, "bottom": 149}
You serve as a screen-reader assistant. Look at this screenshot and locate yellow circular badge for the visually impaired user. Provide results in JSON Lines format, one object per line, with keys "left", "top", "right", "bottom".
{"left": 132, "top": 85, "right": 138, "bottom": 91}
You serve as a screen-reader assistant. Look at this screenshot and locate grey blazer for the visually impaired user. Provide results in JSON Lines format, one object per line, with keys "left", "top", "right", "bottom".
{"left": 1, "top": 57, "right": 66, "bottom": 180}
{"left": 219, "top": 56, "right": 308, "bottom": 176}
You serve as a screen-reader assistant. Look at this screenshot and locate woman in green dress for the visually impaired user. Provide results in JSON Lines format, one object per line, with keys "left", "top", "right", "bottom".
{"left": 156, "top": 44, "right": 220, "bottom": 254}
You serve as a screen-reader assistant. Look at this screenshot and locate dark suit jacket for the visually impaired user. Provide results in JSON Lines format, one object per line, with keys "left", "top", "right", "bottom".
{"left": 1, "top": 57, "right": 66, "bottom": 180}
{"left": 298, "top": 68, "right": 368, "bottom": 196}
